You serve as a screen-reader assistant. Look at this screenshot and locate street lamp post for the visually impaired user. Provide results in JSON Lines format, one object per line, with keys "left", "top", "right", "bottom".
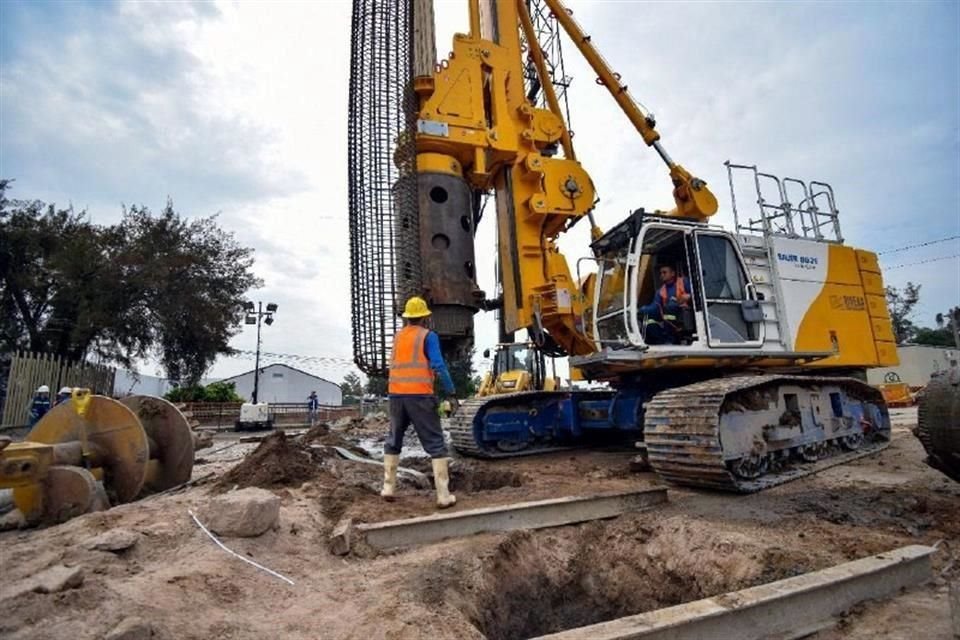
{"left": 245, "top": 301, "right": 278, "bottom": 404}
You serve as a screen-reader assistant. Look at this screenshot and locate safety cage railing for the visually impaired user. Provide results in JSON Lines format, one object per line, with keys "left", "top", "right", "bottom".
{"left": 725, "top": 161, "right": 844, "bottom": 243}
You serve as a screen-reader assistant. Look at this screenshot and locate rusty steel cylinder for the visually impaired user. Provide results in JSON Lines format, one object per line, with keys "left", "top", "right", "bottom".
{"left": 416, "top": 172, "right": 483, "bottom": 349}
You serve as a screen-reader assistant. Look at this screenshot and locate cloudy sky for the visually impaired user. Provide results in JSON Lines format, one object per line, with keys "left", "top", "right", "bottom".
{"left": 1, "top": 0, "right": 958, "bottom": 384}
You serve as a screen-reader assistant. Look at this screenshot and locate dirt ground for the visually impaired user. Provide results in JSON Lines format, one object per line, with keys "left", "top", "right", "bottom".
{"left": 0, "top": 410, "right": 957, "bottom": 639}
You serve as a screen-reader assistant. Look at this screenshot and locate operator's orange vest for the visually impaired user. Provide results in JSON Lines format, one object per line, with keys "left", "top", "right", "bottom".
{"left": 388, "top": 325, "right": 435, "bottom": 395}
{"left": 658, "top": 277, "right": 688, "bottom": 307}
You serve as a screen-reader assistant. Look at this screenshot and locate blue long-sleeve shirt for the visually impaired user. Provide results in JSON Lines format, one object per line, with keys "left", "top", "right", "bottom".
{"left": 424, "top": 331, "right": 456, "bottom": 395}
{"left": 639, "top": 277, "right": 691, "bottom": 317}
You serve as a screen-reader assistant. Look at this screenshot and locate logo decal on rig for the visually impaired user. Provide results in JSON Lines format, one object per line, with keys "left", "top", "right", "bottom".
{"left": 829, "top": 295, "right": 866, "bottom": 311}
{"left": 777, "top": 252, "right": 819, "bottom": 270}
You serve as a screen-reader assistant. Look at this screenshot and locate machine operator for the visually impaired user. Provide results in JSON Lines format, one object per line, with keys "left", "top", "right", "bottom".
{"left": 639, "top": 265, "right": 691, "bottom": 345}
{"left": 381, "top": 296, "right": 458, "bottom": 508}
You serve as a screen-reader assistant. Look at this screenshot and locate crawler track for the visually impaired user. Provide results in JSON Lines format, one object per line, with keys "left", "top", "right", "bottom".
{"left": 644, "top": 375, "right": 890, "bottom": 492}
{"left": 448, "top": 394, "right": 580, "bottom": 459}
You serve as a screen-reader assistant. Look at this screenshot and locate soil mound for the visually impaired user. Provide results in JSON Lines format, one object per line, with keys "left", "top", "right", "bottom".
{"left": 300, "top": 422, "right": 331, "bottom": 443}
{"left": 215, "top": 432, "right": 319, "bottom": 491}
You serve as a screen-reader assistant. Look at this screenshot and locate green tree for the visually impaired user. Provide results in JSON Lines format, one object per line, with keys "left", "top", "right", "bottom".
{"left": 341, "top": 372, "right": 363, "bottom": 404}
{"left": 118, "top": 201, "right": 261, "bottom": 385}
{"left": 885, "top": 283, "right": 921, "bottom": 344}
{"left": 0, "top": 181, "right": 261, "bottom": 383}
{"left": 164, "top": 381, "right": 243, "bottom": 403}
{"left": 914, "top": 307, "right": 960, "bottom": 348}
{"left": 365, "top": 374, "right": 388, "bottom": 397}
{"left": 447, "top": 348, "right": 479, "bottom": 397}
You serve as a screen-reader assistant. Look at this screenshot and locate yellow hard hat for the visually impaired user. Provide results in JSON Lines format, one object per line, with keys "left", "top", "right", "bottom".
{"left": 402, "top": 296, "right": 432, "bottom": 318}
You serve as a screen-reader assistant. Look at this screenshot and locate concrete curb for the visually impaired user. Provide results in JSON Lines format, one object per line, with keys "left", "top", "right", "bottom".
{"left": 532, "top": 544, "right": 935, "bottom": 640}
{"left": 343, "top": 487, "right": 668, "bottom": 553}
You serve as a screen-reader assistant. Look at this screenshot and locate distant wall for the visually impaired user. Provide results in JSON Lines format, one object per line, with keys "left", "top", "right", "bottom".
{"left": 867, "top": 345, "right": 958, "bottom": 387}
{"left": 223, "top": 365, "right": 342, "bottom": 405}
{"left": 113, "top": 369, "right": 176, "bottom": 398}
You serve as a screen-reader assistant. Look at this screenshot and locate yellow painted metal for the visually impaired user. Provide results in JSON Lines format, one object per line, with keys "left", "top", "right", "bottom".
{"left": 417, "top": 152, "right": 463, "bottom": 176}
{"left": 27, "top": 396, "right": 148, "bottom": 503}
{"left": 119, "top": 395, "right": 195, "bottom": 491}
{"left": 3, "top": 393, "right": 195, "bottom": 526}
{"left": 0, "top": 441, "right": 52, "bottom": 489}
{"left": 540, "top": 0, "right": 717, "bottom": 221}
{"left": 415, "top": 0, "right": 892, "bottom": 380}
{"left": 417, "top": 1, "right": 596, "bottom": 354}
{"left": 516, "top": 0, "right": 575, "bottom": 161}
{"left": 787, "top": 243, "right": 898, "bottom": 369}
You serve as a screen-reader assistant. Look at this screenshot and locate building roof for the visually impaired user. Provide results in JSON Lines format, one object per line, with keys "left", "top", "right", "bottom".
{"left": 219, "top": 363, "right": 341, "bottom": 389}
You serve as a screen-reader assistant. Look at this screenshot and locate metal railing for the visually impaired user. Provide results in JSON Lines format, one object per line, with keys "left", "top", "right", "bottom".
{"left": 725, "top": 161, "right": 844, "bottom": 243}
{"left": 182, "top": 402, "right": 360, "bottom": 430}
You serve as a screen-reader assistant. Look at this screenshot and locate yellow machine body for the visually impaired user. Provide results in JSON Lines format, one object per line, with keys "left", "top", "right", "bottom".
{"left": 0, "top": 393, "right": 196, "bottom": 527}
{"left": 477, "top": 342, "right": 560, "bottom": 397}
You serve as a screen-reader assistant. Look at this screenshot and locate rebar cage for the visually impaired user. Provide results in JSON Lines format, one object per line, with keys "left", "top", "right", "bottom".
{"left": 347, "top": 0, "right": 419, "bottom": 376}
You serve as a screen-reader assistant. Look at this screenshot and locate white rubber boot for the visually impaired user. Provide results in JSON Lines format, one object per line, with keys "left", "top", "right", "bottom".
{"left": 380, "top": 454, "right": 399, "bottom": 501}
{"left": 432, "top": 457, "right": 457, "bottom": 509}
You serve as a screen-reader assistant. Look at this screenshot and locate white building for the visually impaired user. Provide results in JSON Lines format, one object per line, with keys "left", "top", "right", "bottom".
{"left": 219, "top": 364, "right": 342, "bottom": 405}
{"left": 867, "top": 344, "right": 958, "bottom": 387}
{"left": 113, "top": 369, "right": 176, "bottom": 398}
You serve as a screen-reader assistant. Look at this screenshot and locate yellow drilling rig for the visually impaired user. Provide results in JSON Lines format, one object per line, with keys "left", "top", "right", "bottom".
{"left": 347, "top": 0, "right": 902, "bottom": 491}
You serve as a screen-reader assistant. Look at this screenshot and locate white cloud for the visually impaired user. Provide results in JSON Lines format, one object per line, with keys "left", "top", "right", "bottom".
{"left": 2, "top": 0, "right": 957, "bottom": 384}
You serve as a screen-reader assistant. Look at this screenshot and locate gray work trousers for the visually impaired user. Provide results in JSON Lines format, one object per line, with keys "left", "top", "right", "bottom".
{"left": 386, "top": 395, "right": 448, "bottom": 458}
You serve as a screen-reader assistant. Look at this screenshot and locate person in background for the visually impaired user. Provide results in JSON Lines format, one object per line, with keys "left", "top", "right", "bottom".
{"left": 382, "top": 296, "right": 458, "bottom": 508}
{"left": 307, "top": 391, "right": 319, "bottom": 426}
{"left": 28, "top": 385, "right": 51, "bottom": 427}
{"left": 56, "top": 387, "right": 73, "bottom": 406}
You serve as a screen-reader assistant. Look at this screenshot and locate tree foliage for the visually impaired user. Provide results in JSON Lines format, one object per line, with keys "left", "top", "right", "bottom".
{"left": 914, "top": 307, "right": 960, "bottom": 348}
{"left": 885, "top": 282, "right": 921, "bottom": 344}
{"left": 0, "top": 180, "right": 261, "bottom": 384}
{"left": 365, "top": 374, "right": 387, "bottom": 397}
{"left": 341, "top": 372, "right": 363, "bottom": 404}
{"left": 165, "top": 381, "right": 244, "bottom": 403}
{"left": 447, "top": 348, "right": 480, "bottom": 397}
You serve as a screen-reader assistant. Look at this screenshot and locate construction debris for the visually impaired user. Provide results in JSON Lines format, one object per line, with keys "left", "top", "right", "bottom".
{"left": 23, "top": 564, "right": 86, "bottom": 595}
{"left": 189, "top": 509, "right": 295, "bottom": 585}
{"left": 84, "top": 528, "right": 139, "bottom": 552}
{"left": 198, "top": 488, "right": 280, "bottom": 537}
{"left": 103, "top": 617, "right": 155, "bottom": 640}
{"left": 0, "top": 407, "right": 956, "bottom": 640}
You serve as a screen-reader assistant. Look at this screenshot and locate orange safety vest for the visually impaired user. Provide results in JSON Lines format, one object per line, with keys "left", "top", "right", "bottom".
{"left": 658, "top": 277, "right": 688, "bottom": 307}
{"left": 388, "top": 325, "right": 435, "bottom": 395}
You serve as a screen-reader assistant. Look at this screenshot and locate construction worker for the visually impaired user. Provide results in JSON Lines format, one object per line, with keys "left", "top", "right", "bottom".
{"left": 56, "top": 387, "right": 73, "bottom": 406}
{"left": 307, "top": 391, "right": 319, "bottom": 426}
{"left": 382, "top": 296, "right": 457, "bottom": 508}
{"left": 27, "top": 385, "right": 51, "bottom": 427}
{"left": 639, "top": 265, "right": 691, "bottom": 345}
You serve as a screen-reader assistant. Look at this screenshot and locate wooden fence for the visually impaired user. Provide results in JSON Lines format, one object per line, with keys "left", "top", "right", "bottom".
{"left": 183, "top": 402, "right": 360, "bottom": 430}
{"left": 1, "top": 352, "right": 116, "bottom": 428}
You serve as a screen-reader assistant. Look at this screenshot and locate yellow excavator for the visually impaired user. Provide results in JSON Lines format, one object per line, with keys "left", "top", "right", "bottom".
{"left": 477, "top": 342, "right": 559, "bottom": 396}
{"left": 348, "top": 0, "right": 900, "bottom": 491}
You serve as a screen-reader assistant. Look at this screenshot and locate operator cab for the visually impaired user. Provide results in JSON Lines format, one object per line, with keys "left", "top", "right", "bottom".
{"left": 489, "top": 343, "right": 544, "bottom": 388}
{"left": 590, "top": 209, "right": 764, "bottom": 353}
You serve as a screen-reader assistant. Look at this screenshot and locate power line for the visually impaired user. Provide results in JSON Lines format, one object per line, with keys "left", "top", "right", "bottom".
{"left": 885, "top": 254, "right": 960, "bottom": 270}
{"left": 230, "top": 349, "right": 356, "bottom": 368}
{"left": 878, "top": 235, "right": 960, "bottom": 256}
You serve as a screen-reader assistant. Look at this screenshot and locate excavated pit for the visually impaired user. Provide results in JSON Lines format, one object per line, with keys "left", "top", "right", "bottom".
{"left": 432, "top": 517, "right": 818, "bottom": 640}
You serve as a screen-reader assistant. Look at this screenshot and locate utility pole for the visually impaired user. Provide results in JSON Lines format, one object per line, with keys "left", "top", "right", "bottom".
{"left": 245, "top": 301, "right": 278, "bottom": 404}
